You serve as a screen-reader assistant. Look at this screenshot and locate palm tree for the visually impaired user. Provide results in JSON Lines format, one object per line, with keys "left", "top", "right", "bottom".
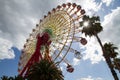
{"left": 8, "top": 77, "right": 14, "bottom": 80}
{"left": 103, "top": 43, "right": 118, "bottom": 58}
{"left": 114, "top": 58, "right": 120, "bottom": 72}
{"left": 1, "top": 76, "right": 9, "bottom": 80}
{"left": 1, "top": 75, "right": 24, "bottom": 80}
{"left": 103, "top": 43, "right": 119, "bottom": 80}
{"left": 81, "top": 15, "right": 119, "bottom": 80}
{"left": 26, "top": 59, "right": 64, "bottom": 80}
{"left": 13, "top": 75, "right": 24, "bottom": 80}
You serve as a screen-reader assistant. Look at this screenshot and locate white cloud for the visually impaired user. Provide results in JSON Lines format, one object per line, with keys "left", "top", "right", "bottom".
{"left": 0, "top": 30, "right": 2, "bottom": 33}
{"left": 0, "top": 0, "right": 118, "bottom": 63}
{"left": 0, "top": 0, "right": 103, "bottom": 60}
{"left": 0, "top": 0, "right": 43, "bottom": 60}
{"left": 72, "top": 58, "right": 80, "bottom": 66}
{"left": 82, "top": 0, "right": 102, "bottom": 12}
{"left": 82, "top": 37, "right": 104, "bottom": 64}
{"left": 81, "top": 7, "right": 120, "bottom": 64}
{"left": 71, "top": 0, "right": 102, "bottom": 15}
{"left": 78, "top": 76, "right": 103, "bottom": 80}
{"left": 101, "top": 7, "right": 120, "bottom": 48}
{"left": 102, "top": 0, "right": 113, "bottom": 6}
{"left": 0, "top": 38, "right": 15, "bottom": 60}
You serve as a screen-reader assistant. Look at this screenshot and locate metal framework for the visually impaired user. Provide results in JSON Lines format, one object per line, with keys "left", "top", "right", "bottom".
{"left": 18, "top": 3, "right": 87, "bottom": 77}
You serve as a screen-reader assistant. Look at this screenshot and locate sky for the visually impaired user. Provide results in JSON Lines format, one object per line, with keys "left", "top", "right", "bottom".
{"left": 0, "top": 0, "right": 120, "bottom": 80}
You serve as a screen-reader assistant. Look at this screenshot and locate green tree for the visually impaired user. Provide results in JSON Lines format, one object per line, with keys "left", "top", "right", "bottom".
{"left": 103, "top": 43, "right": 118, "bottom": 58}
{"left": 80, "top": 15, "right": 119, "bottom": 80}
{"left": 1, "top": 75, "right": 24, "bottom": 80}
{"left": 13, "top": 75, "right": 24, "bottom": 80}
{"left": 8, "top": 77, "right": 14, "bottom": 80}
{"left": 103, "top": 43, "right": 119, "bottom": 80}
{"left": 1, "top": 76, "right": 9, "bottom": 80}
{"left": 26, "top": 59, "right": 64, "bottom": 80}
{"left": 114, "top": 58, "right": 120, "bottom": 72}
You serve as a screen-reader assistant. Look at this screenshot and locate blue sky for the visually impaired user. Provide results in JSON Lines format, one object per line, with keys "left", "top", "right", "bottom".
{"left": 0, "top": 0, "right": 120, "bottom": 80}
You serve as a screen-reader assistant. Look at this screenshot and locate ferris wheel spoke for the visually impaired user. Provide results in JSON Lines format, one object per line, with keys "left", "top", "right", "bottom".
{"left": 52, "top": 19, "right": 70, "bottom": 32}
{"left": 55, "top": 40, "right": 79, "bottom": 53}
{"left": 49, "top": 12, "right": 68, "bottom": 24}
{"left": 42, "top": 13, "right": 82, "bottom": 37}
{"left": 69, "top": 36, "right": 82, "bottom": 42}
{"left": 50, "top": 47, "right": 70, "bottom": 65}
{"left": 52, "top": 25, "right": 81, "bottom": 39}
{"left": 52, "top": 32, "right": 70, "bottom": 61}
{"left": 51, "top": 43, "right": 73, "bottom": 53}
{"left": 57, "top": 20, "right": 76, "bottom": 64}
{"left": 46, "top": 13, "right": 71, "bottom": 29}
{"left": 51, "top": 41, "right": 81, "bottom": 63}
{"left": 41, "top": 15, "right": 71, "bottom": 35}
{"left": 51, "top": 22, "right": 75, "bottom": 62}
{"left": 54, "top": 32, "right": 81, "bottom": 43}
{"left": 50, "top": 48, "right": 73, "bottom": 67}
{"left": 53, "top": 35, "right": 70, "bottom": 61}
{"left": 19, "top": 55, "right": 30, "bottom": 68}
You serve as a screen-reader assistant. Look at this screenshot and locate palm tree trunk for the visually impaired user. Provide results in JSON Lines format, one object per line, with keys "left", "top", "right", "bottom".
{"left": 95, "top": 34, "right": 119, "bottom": 80}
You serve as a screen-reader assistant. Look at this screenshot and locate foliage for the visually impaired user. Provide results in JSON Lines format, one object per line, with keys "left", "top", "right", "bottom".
{"left": 26, "top": 59, "right": 64, "bottom": 80}
{"left": 103, "top": 43, "right": 118, "bottom": 58}
{"left": 114, "top": 58, "right": 120, "bottom": 72}
{"left": 81, "top": 15, "right": 120, "bottom": 80}
{"left": 1, "top": 76, "right": 9, "bottom": 80}
{"left": 103, "top": 42, "right": 120, "bottom": 72}
{"left": 1, "top": 75, "right": 24, "bottom": 80}
{"left": 80, "top": 15, "right": 103, "bottom": 36}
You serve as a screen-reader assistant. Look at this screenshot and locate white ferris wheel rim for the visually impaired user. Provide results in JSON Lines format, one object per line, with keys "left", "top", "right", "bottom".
{"left": 18, "top": 3, "right": 85, "bottom": 74}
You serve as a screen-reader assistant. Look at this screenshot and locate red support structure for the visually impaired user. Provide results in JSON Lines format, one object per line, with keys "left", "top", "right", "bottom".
{"left": 20, "top": 32, "right": 51, "bottom": 77}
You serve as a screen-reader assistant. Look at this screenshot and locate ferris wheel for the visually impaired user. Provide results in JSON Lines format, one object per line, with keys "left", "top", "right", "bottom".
{"left": 18, "top": 2, "right": 87, "bottom": 77}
